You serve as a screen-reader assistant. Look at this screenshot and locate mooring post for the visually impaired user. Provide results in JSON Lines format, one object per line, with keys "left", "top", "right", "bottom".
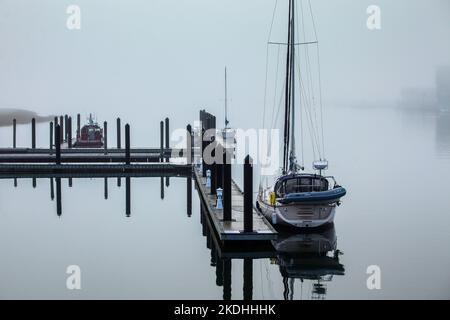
{"left": 64, "top": 115, "right": 68, "bottom": 141}
{"left": 243, "top": 258, "right": 253, "bottom": 300}
{"left": 13, "top": 118, "right": 16, "bottom": 148}
{"left": 116, "top": 118, "right": 121, "bottom": 149}
{"left": 244, "top": 155, "right": 253, "bottom": 232}
{"left": 76, "top": 113, "right": 80, "bottom": 139}
{"left": 165, "top": 117, "right": 170, "bottom": 186}
{"left": 54, "top": 116, "right": 58, "bottom": 126}
{"left": 165, "top": 117, "right": 170, "bottom": 162}
{"left": 32, "top": 178, "right": 36, "bottom": 188}
{"left": 31, "top": 118, "right": 36, "bottom": 149}
{"left": 49, "top": 122, "right": 54, "bottom": 151}
{"left": 201, "top": 127, "right": 207, "bottom": 177}
{"left": 125, "top": 123, "right": 130, "bottom": 165}
{"left": 59, "top": 116, "right": 64, "bottom": 143}
{"left": 68, "top": 117, "right": 72, "bottom": 148}
{"left": 186, "top": 124, "right": 192, "bottom": 165}
{"left": 160, "top": 121, "right": 164, "bottom": 162}
{"left": 210, "top": 142, "right": 217, "bottom": 195}
{"left": 117, "top": 117, "right": 121, "bottom": 187}
{"left": 55, "top": 124, "right": 61, "bottom": 165}
{"left": 216, "top": 147, "right": 223, "bottom": 189}
{"left": 223, "top": 149, "right": 232, "bottom": 221}
{"left": 103, "top": 121, "right": 108, "bottom": 154}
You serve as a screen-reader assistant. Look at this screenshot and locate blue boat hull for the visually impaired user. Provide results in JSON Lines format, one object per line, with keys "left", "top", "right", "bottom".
{"left": 278, "top": 187, "right": 347, "bottom": 204}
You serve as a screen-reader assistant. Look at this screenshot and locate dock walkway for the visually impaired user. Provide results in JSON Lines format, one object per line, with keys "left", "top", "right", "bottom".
{"left": 193, "top": 168, "right": 277, "bottom": 242}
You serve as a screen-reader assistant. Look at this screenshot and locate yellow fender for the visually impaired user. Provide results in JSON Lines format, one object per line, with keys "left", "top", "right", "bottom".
{"left": 269, "top": 192, "right": 276, "bottom": 206}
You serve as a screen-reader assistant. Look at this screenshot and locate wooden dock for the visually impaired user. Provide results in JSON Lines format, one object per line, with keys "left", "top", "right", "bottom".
{"left": 194, "top": 168, "right": 277, "bottom": 242}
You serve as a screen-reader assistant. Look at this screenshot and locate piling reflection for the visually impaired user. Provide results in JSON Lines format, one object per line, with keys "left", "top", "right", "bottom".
{"left": 2, "top": 172, "right": 192, "bottom": 217}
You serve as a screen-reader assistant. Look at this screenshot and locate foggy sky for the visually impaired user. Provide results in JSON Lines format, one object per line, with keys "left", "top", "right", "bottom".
{"left": 0, "top": 0, "right": 449, "bottom": 135}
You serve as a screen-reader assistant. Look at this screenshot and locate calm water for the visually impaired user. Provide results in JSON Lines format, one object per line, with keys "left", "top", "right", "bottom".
{"left": 0, "top": 106, "right": 449, "bottom": 299}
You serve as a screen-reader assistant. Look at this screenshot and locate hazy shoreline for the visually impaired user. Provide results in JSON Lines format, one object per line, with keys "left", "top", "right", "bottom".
{"left": 0, "top": 108, "right": 55, "bottom": 127}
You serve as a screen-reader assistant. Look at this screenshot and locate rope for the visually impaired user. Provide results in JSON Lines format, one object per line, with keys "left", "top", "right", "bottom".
{"left": 308, "top": 0, "right": 326, "bottom": 158}
{"left": 262, "top": 0, "right": 279, "bottom": 129}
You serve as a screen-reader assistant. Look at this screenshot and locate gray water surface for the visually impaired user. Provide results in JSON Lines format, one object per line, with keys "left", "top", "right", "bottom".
{"left": 0, "top": 106, "right": 449, "bottom": 300}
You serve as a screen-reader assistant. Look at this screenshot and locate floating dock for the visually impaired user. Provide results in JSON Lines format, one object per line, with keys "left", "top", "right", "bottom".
{"left": 194, "top": 168, "right": 277, "bottom": 243}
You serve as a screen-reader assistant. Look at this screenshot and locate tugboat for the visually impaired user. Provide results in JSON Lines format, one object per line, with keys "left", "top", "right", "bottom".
{"left": 73, "top": 114, "right": 104, "bottom": 148}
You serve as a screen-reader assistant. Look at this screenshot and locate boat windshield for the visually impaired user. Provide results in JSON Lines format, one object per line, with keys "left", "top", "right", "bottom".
{"left": 275, "top": 176, "right": 329, "bottom": 197}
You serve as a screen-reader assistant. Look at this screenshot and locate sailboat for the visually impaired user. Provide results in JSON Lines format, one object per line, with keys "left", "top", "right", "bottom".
{"left": 256, "top": 0, "right": 346, "bottom": 229}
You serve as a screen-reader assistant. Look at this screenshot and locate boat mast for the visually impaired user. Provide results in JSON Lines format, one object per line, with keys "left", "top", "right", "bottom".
{"left": 289, "top": 0, "right": 297, "bottom": 172}
{"left": 225, "top": 67, "right": 229, "bottom": 128}
{"left": 283, "top": 0, "right": 293, "bottom": 174}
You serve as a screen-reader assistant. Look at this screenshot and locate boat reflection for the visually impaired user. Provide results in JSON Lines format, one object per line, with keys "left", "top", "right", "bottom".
{"left": 273, "top": 225, "right": 344, "bottom": 300}
{"left": 200, "top": 202, "right": 345, "bottom": 300}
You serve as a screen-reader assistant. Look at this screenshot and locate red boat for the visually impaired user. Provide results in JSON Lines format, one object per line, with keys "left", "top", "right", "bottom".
{"left": 73, "top": 114, "right": 104, "bottom": 148}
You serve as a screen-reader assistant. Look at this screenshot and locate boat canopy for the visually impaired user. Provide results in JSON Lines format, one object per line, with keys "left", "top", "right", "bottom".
{"left": 275, "top": 174, "right": 329, "bottom": 197}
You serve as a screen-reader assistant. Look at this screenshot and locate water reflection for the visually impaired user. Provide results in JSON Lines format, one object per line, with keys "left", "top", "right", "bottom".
{"left": 200, "top": 202, "right": 345, "bottom": 300}
{"left": 274, "top": 226, "right": 344, "bottom": 300}
{"left": 2, "top": 172, "right": 192, "bottom": 217}
{"left": 436, "top": 112, "right": 450, "bottom": 158}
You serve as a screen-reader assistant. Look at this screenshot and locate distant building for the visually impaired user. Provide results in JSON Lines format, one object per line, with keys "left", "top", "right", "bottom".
{"left": 436, "top": 66, "right": 450, "bottom": 111}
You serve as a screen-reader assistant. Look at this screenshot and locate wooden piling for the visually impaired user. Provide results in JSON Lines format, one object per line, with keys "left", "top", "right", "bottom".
{"left": 125, "top": 124, "right": 130, "bottom": 165}
{"left": 64, "top": 115, "right": 68, "bottom": 141}
{"left": 223, "top": 149, "right": 232, "bottom": 221}
{"left": 165, "top": 117, "right": 169, "bottom": 162}
{"left": 210, "top": 143, "right": 216, "bottom": 195}
{"left": 59, "top": 116, "right": 64, "bottom": 142}
{"left": 160, "top": 121, "right": 164, "bottom": 162}
{"left": 244, "top": 155, "right": 253, "bottom": 232}
{"left": 31, "top": 118, "right": 36, "bottom": 149}
{"left": 68, "top": 117, "right": 72, "bottom": 148}
{"left": 49, "top": 122, "right": 54, "bottom": 151}
{"left": 186, "top": 124, "right": 192, "bottom": 165}
{"left": 55, "top": 124, "right": 61, "bottom": 165}
{"left": 103, "top": 121, "right": 108, "bottom": 154}
{"left": 117, "top": 118, "right": 121, "bottom": 187}
{"left": 116, "top": 118, "right": 121, "bottom": 149}
{"left": 77, "top": 114, "right": 80, "bottom": 139}
{"left": 13, "top": 119, "right": 16, "bottom": 148}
